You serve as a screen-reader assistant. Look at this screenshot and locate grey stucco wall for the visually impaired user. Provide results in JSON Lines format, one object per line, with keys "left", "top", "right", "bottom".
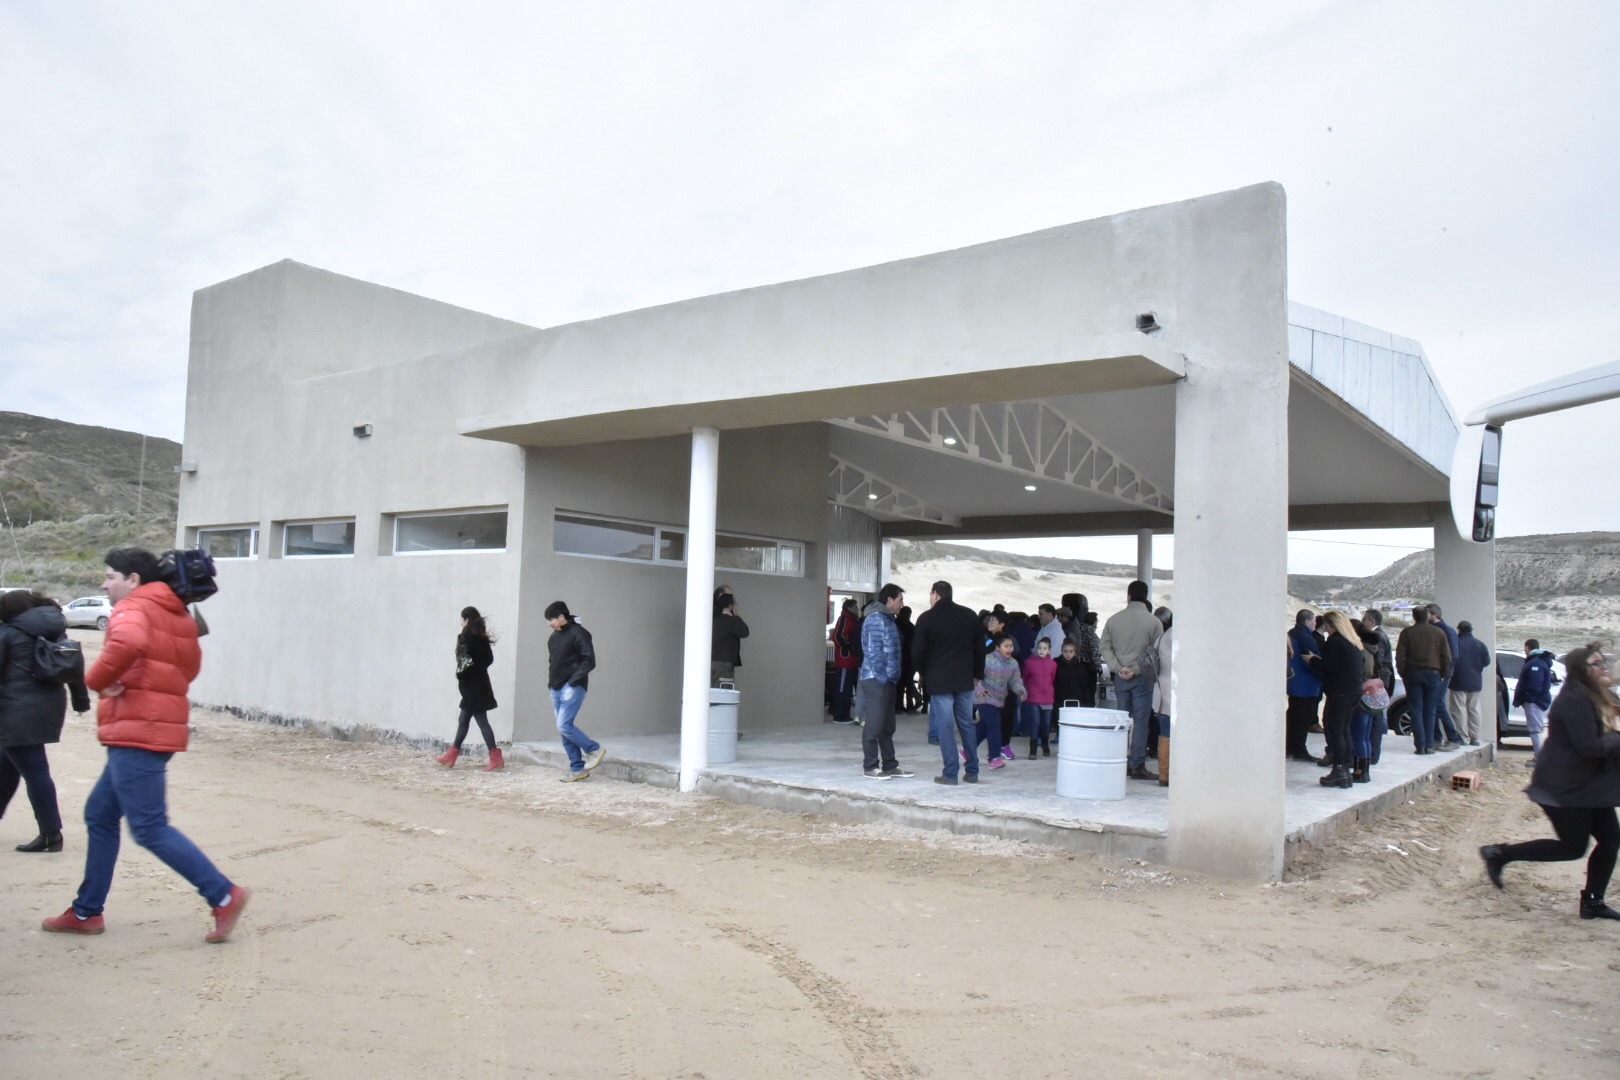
{"left": 513, "top": 424, "right": 830, "bottom": 742}
{"left": 180, "top": 261, "right": 535, "bottom": 741}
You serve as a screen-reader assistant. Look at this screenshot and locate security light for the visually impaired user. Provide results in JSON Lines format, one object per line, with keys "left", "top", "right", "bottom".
{"left": 353, "top": 424, "right": 373, "bottom": 438}
{"left": 174, "top": 462, "right": 198, "bottom": 474}
{"left": 1136, "top": 312, "right": 1161, "bottom": 334}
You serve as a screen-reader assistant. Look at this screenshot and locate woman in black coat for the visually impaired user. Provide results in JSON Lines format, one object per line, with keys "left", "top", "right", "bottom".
{"left": 1307, "top": 611, "right": 1367, "bottom": 789}
{"left": 434, "top": 606, "right": 502, "bottom": 771}
{"left": 1480, "top": 643, "right": 1620, "bottom": 920}
{"left": 0, "top": 590, "right": 91, "bottom": 853}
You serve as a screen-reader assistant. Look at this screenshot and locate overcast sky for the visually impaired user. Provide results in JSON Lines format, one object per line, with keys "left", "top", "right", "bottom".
{"left": 3, "top": 2, "right": 1616, "bottom": 576}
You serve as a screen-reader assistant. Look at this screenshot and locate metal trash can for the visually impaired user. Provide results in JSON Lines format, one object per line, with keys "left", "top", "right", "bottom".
{"left": 708, "top": 682, "right": 740, "bottom": 764}
{"left": 1056, "top": 704, "right": 1129, "bottom": 800}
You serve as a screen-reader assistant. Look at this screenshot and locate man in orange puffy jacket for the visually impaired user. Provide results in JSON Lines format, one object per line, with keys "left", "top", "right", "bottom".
{"left": 42, "top": 548, "right": 249, "bottom": 943}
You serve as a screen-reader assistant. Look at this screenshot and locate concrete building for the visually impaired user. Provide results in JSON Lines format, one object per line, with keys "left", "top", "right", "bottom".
{"left": 177, "top": 183, "right": 1495, "bottom": 882}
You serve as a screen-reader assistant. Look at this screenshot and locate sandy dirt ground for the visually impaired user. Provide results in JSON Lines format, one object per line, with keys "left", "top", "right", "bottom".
{"left": 3, "top": 698, "right": 1618, "bottom": 1079}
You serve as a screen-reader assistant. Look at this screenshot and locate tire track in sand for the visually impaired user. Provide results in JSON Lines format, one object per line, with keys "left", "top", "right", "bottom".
{"left": 710, "top": 922, "right": 916, "bottom": 1080}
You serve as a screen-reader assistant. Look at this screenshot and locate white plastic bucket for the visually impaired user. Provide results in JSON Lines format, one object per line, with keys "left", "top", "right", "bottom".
{"left": 709, "top": 683, "right": 740, "bottom": 764}
{"left": 1056, "top": 704, "right": 1129, "bottom": 800}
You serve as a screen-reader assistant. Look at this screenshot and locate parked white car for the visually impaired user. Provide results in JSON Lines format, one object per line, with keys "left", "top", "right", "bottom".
{"left": 62, "top": 595, "right": 113, "bottom": 631}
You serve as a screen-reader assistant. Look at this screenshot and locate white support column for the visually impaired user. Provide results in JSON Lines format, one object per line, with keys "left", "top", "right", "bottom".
{"left": 1136, "top": 529, "right": 1154, "bottom": 602}
{"left": 1434, "top": 523, "right": 1497, "bottom": 753}
{"left": 1165, "top": 187, "right": 1290, "bottom": 882}
{"left": 679, "top": 427, "right": 720, "bottom": 792}
{"left": 880, "top": 539, "right": 894, "bottom": 588}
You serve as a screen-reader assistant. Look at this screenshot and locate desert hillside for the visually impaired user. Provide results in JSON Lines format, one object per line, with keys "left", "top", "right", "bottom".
{"left": 0, "top": 411, "right": 179, "bottom": 522}
{"left": 0, "top": 412, "right": 179, "bottom": 594}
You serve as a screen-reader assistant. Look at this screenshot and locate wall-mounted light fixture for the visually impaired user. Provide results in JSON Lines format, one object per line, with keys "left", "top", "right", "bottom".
{"left": 353, "top": 424, "right": 373, "bottom": 438}
{"left": 1136, "top": 312, "right": 1161, "bottom": 334}
{"left": 174, "top": 462, "right": 198, "bottom": 474}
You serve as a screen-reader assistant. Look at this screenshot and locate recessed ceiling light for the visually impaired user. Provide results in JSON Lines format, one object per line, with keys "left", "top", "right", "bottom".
{"left": 942, "top": 437, "right": 957, "bottom": 446}
{"left": 1024, "top": 484, "right": 1037, "bottom": 492}
{"left": 867, "top": 492, "right": 879, "bottom": 500}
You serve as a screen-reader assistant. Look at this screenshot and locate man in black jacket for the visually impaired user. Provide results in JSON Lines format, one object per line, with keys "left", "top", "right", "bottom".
{"left": 911, "top": 580, "right": 986, "bottom": 786}
{"left": 546, "top": 601, "right": 605, "bottom": 782}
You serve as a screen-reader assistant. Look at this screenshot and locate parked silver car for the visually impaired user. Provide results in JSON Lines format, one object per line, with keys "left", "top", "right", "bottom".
{"left": 1386, "top": 651, "right": 1563, "bottom": 745}
{"left": 62, "top": 595, "right": 113, "bottom": 631}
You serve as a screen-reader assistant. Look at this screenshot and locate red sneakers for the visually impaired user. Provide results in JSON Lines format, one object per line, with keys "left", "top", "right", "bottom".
{"left": 42, "top": 908, "right": 105, "bottom": 935}
{"left": 206, "top": 886, "right": 252, "bottom": 944}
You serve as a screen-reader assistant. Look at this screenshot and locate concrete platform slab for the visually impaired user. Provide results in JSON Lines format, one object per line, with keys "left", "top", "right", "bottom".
{"left": 512, "top": 715, "right": 1495, "bottom": 870}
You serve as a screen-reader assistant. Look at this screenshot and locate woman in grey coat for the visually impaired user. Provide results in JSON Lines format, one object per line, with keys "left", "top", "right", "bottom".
{"left": 0, "top": 590, "right": 91, "bottom": 853}
{"left": 1480, "top": 643, "right": 1620, "bottom": 920}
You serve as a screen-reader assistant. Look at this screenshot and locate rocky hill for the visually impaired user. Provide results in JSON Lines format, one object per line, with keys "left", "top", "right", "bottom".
{"left": 1341, "top": 532, "right": 1620, "bottom": 602}
{"left": 0, "top": 411, "right": 179, "bottom": 522}
{"left": 0, "top": 413, "right": 179, "bottom": 595}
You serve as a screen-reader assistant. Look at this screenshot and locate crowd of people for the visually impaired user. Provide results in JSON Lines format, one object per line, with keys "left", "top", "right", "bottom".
{"left": 8, "top": 544, "right": 1614, "bottom": 933}
{"left": 833, "top": 580, "right": 1174, "bottom": 786}
{"left": 1286, "top": 602, "right": 1499, "bottom": 787}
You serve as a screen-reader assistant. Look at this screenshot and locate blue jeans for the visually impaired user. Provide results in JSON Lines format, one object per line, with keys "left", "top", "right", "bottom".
{"left": 1405, "top": 669, "right": 1445, "bottom": 752}
{"left": 74, "top": 747, "right": 233, "bottom": 918}
{"left": 551, "top": 684, "right": 600, "bottom": 773}
{"left": 1351, "top": 709, "right": 1373, "bottom": 759}
{"left": 1152, "top": 712, "right": 1171, "bottom": 739}
{"left": 931, "top": 690, "right": 977, "bottom": 780}
{"left": 1113, "top": 675, "right": 1154, "bottom": 769}
{"left": 975, "top": 704, "right": 1003, "bottom": 760}
{"left": 1020, "top": 703, "right": 1054, "bottom": 747}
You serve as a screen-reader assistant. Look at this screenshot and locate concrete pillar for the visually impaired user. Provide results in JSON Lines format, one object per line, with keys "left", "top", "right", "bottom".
{"left": 1165, "top": 188, "right": 1290, "bottom": 883}
{"left": 880, "top": 539, "right": 894, "bottom": 587}
{"left": 1136, "top": 529, "right": 1154, "bottom": 601}
{"left": 679, "top": 427, "right": 720, "bottom": 792}
{"left": 1434, "top": 522, "right": 1497, "bottom": 751}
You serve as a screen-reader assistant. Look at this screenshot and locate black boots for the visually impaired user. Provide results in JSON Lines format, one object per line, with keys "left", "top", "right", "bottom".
{"left": 1580, "top": 891, "right": 1620, "bottom": 921}
{"left": 1318, "top": 765, "right": 1353, "bottom": 788}
{"left": 1479, "top": 845, "right": 1507, "bottom": 889}
{"left": 16, "top": 831, "right": 63, "bottom": 853}
{"left": 1352, "top": 759, "right": 1370, "bottom": 784}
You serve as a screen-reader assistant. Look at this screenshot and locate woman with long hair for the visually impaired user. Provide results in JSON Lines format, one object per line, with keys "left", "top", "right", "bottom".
{"left": 1480, "top": 643, "right": 1620, "bottom": 920}
{"left": 1308, "top": 610, "right": 1367, "bottom": 789}
{"left": 434, "top": 606, "right": 502, "bottom": 771}
{"left": 0, "top": 590, "right": 91, "bottom": 852}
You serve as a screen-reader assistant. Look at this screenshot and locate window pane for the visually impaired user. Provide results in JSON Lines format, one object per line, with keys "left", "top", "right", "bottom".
{"left": 199, "top": 528, "right": 255, "bottom": 559}
{"left": 658, "top": 529, "right": 686, "bottom": 562}
{"left": 554, "top": 515, "right": 656, "bottom": 560}
{"left": 715, "top": 534, "right": 777, "bottom": 573}
{"left": 778, "top": 542, "right": 803, "bottom": 576}
{"left": 285, "top": 521, "right": 355, "bottom": 557}
{"left": 396, "top": 512, "right": 508, "bottom": 553}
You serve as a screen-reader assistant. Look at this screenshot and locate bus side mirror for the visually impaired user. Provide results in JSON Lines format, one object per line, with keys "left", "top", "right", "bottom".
{"left": 1450, "top": 424, "right": 1502, "bottom": 543}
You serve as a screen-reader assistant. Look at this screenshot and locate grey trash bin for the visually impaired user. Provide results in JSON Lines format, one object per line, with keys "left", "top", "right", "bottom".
{"left": 1056, "top": 704, "right": 1129, "bottom": 800}
{"left": 709, "top": 682, "right": 740, "bottom": 764}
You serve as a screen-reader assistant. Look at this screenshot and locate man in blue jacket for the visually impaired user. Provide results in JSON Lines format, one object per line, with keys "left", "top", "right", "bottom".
{"left": 1286, "top": 611, "right": 1324, "bottom": 762}
{"left": 1426, "top": 604, "right": 1468, "bottom": 750}
{"left": 1447, "top": 619, "right": 1494, "bottom": 745}
{"left": 1513, "top": 638, "right": 1557, "bottom": 758}
{"left": 858, "top": 584, "right": 911, "bottom": 780}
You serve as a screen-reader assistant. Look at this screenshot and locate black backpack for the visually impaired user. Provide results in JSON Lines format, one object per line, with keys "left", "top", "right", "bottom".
{"left": 158, "top": 549, "right": 219, "bottom": 604}
{"left": 31, "top": 635, "right": 84, "bottom": 685}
